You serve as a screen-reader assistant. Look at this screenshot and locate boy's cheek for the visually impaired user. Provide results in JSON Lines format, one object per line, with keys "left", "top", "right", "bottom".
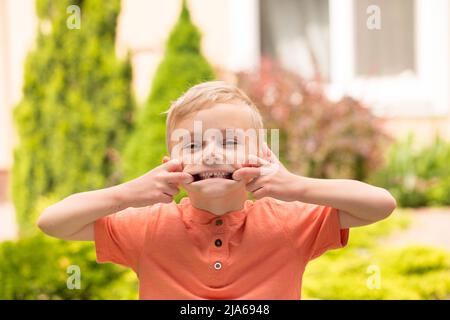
{"left": 225, "top": 145, "right": 260, "bottom": 166}
{"left": 222, "top": 149, "right": 242, "bottom": 167}
{"left": 177, "top": 151, "right": 201, "bottom": 166}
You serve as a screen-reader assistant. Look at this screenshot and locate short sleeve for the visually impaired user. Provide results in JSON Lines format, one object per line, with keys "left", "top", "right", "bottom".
{"left": 94, "top": 206, "right": 155, "bottom": 273}
{"left": 269, "top": 198, "right": 349, "bottom": 262}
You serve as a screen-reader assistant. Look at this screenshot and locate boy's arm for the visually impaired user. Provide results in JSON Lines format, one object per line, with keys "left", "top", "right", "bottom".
{"left": 37, "top": 186, "right": 129, "bottom": 241}
{"left": 289, "top": 177, "right": 397, "bottom": 228}
{"left": 37, "top": 159, "right": 192, "bottom": 241}
{"left": 233, "top": 143, "right": 396, "bottom": 229}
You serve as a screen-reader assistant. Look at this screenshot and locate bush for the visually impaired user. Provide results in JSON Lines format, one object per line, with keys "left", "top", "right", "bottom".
{"left": 304, "top": 247, "right": 450, "bottom": 300}
{"left": 236, "top": 58, "right": 389, "bottom": 181}
{"left": 303, "top": 212, "right": 450, "bottom": 300}
{"left": 122, "top": 0, "right": 215, "bottom": 184}
{"left": 12, "top": 0, "right": 134, "bottom": 236}
{"left": 371, "top": 134, "right": 450, "bottom": 207}
{"left": 0, "top": 234, "right": 137, "bottom": 299}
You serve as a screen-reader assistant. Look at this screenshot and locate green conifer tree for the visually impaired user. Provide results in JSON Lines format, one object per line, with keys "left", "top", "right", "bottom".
{"left": 12, "top": 0, "right": 134, "bottom": 235}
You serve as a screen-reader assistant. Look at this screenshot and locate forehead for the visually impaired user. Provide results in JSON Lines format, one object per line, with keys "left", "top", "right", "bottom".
{"left": 174, "top": 103, "right": 255, "bottom": 132}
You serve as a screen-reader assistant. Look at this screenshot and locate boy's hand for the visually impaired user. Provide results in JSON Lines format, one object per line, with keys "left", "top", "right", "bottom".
{"left": 119, "top": 159, "right": 193, "bottom": 208}
{"left": 232, "top": 143, "right": 302, "bottom": 201}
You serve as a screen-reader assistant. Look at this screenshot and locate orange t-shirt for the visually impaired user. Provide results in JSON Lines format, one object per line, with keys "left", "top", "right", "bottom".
{"left": 94, "top": 197, "right": 349, "bottom": 299}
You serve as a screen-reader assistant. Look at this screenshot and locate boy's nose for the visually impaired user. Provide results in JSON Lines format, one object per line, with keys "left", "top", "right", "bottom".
{"left": 202, "top": 143, "right": 223, "bottom": 165}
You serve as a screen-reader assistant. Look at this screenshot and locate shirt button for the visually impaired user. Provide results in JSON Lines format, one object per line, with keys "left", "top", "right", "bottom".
{"left": 215, "top": 219, "right": 223, "bottom": 226}
{"left": 214, "top": 239, "right": 222, "bottom": 247}
{"left": 213, "top": 261, "right": 222, "bottom": 270}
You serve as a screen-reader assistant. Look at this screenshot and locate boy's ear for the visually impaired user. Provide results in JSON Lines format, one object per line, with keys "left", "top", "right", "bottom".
{"left": 162, "top": 156, "right": 170, "bottom": 164}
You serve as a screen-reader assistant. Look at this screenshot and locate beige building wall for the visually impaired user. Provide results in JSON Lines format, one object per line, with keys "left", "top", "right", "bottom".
{"left": 0, "top": 0, "right": 37, "bottom": 204}
{"left": 0, "top": 0, "right": 37, "bottom": 171}
{"left": 383, "top": 117, "right": 450, "bottom": 147}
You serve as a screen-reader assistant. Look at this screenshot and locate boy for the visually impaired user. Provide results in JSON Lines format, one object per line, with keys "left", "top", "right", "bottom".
{"left": 38, "top": 81, "right": 396, "bottom": 299}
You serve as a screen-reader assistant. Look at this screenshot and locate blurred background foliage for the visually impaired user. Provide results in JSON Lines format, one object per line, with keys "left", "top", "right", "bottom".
{"left": 12, "top": 0, "right": 134, "bottom": 237}
{"left": 2, "top": 0, "right": 449, "bottom": 300}
{"left": 303, "top": 211, "right": 450, "bottom": 299}
{"left": 0, "top": 234, "right": 137, "bottom": 299}
{"left": 371, "top": 134, "right": 450, "bottom": 207}
{"left": 0, "top": 192, "right": 137, "bottom": 299}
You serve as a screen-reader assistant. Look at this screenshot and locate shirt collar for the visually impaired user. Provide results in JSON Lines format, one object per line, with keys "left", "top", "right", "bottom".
{"left": 180, "top": 197, "right": 253, "bottom": 226}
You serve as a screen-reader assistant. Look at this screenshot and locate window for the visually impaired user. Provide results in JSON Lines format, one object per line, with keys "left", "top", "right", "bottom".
{"left": 260, "top": 0, "right": 330, "bottom": 80}
{"left": 229, "top": 0, "right": 449, "bottom": 116}
{"left": 354, "top": 0, "right": 415, "bottom": 76}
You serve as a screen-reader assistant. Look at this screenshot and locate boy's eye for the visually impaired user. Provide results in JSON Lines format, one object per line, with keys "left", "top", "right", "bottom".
{"left": 223, "top": 139, "right": 238, "bottom": 146}
{"left": 184, "top": 142, "right": 201, "bottom": 151}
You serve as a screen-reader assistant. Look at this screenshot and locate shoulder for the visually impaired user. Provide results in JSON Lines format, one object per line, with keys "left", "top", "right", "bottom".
{"left": 106, "top": 203, "right": 174, "bottom": 226}
{"left": 252, "top": 197, "right": 329, "bottom": 224}
{"left": 250, "top": 197, "right": 303, "bottom": 221}
{"left": 111, "top": 205, "right": 155, "bottom": 220}
{"left": 142, "top": 200, "right": 184, "bottom": 224}
{"left": 252, "top": 197, "right": 310, "bottom": 215}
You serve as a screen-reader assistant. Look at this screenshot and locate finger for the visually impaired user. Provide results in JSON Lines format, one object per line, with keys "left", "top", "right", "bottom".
{"left": 162, "top": 155, "right": 170, "bottom": 163}
{"left": 252, "top": 187, "right": 268, "bottom": 199}
{"left": 262, "top": 142, "right": 279, "bottom": 163}
{"left": 232, "top": 167, "right": 261, "bottom": 182}
{"left": 161, "top": 158, "right": 183, "bottom": 172}
{"left": 165, "top": 172, "right": 193, "bottom": 184}
{"left": 241, "top": 154, "right": 270, "bottom": 168}
{"left": 246, "top": 178, "right": 264, "bottom": 192}
{"left": 161, "top": 185, "right": 179, "bottom": 196}
{"left": 159, "top": 193, "right": 173, "bottom": 204}
{"left": 241, "top": 155, "right": 278, "bottom": 176}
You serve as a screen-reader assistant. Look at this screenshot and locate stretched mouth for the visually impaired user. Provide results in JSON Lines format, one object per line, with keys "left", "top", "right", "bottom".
{"left": 192, "top": 170, "right": 234, "bottom": 182}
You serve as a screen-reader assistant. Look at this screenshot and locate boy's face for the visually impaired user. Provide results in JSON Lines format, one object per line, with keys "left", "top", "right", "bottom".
{"left": 169, "top": 103, "right": 260, "bottom": 198}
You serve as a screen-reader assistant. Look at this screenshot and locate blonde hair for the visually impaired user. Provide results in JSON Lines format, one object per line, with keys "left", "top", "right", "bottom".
{"left": 163, "top": 81, "right": 263, "bottom": 150}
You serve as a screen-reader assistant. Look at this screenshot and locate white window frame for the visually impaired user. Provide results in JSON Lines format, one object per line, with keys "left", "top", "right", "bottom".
{"left": 328, "top": 0, "right": 449, "bottom": 118}
{"left": 228, "top": 0, "right": 450, "bottom": 118}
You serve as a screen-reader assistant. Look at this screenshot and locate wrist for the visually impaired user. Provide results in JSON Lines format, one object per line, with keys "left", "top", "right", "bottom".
{"left": 111, "top": 183, "right": 134, "bottom": 210}
{"left": 287, "top": 174, "right": 310, "bottom": 201}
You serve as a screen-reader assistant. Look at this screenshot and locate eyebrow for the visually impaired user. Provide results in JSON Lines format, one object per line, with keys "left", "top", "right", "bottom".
{"left": 184, "top": 128, "right": 243, "bottom": 138}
